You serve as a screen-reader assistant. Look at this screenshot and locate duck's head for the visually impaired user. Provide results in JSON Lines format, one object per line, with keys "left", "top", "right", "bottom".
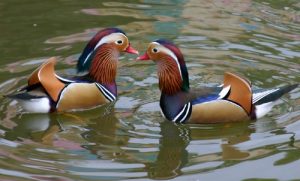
{"left": 77, "top": 28, "right": 138, "bottom": 72}
{"left": 137, "top": 39, "right": 189, "bottom": 94}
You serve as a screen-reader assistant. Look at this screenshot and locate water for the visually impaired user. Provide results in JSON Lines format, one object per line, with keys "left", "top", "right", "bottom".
{"left": 0, "top": 0, "right": 300, "bottom": 180}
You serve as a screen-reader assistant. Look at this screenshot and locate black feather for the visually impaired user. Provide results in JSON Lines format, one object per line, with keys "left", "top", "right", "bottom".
{"left": 254, "top": 84, "right": 298, "bottom": 105}
{"left": 18, "top": 83, "right": 41, "bottom": 92}
{"left": 5, "top": 92, "right": 46, "bottom": 100}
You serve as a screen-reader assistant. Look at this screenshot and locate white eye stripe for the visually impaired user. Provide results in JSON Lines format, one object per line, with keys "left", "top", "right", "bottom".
{"left": 95, "top": 33, "right": 125, "bottom": 50}
{"left": 83, "top": 33, "right": 126, "bottom": 66}
{"left": 152, "top": 42, "right": 182, "bottom": 80}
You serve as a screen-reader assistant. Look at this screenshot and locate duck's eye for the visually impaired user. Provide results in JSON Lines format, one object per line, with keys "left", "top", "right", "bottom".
{"left": 116, "top": 40, "right": 123, "bottom": 45}
{"left": 152, "top": 48, "right": 158, "bottom": 53}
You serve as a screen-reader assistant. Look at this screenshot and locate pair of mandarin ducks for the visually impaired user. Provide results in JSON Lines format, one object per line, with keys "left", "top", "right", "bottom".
{"left": 7, "top": 28, "right": 298, "bottom": 124}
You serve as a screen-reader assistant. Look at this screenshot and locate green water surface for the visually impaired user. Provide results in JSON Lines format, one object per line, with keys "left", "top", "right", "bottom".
{"left": 0, "top": 0, "right": 300, "bottom": 180}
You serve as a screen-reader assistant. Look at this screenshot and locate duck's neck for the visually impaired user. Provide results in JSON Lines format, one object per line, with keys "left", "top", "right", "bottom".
{"left": 157, "top": 56, "right": 186, "bottom": 95}
{"left": 157, "top": 56, "right": 191, "bottom": 121}
{"left": 89, "top": 44, "right": 118, "bottom": 95}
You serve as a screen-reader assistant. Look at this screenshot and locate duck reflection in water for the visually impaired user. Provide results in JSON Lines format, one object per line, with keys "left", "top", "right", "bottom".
{"left": 146, "top": 121, "right": 254, "bottom": 179}
{"left": 2, "top": 103, "right": 117, "bottom": 149}
{"left": 189, "top": 122, "right": 253, "bottom": 160}
{"left": 3, "top": 106, "right": 293, "bottom": 181}
{"left": 81, "top": 114, "right": 190, "bottom": 179}
{"left": 147, "top": 121, "right": 190, "bottom": 179}
{"left": 81, "top": 107, "right": 130, "bottom": 160}
{"left": 1, "top": 103, "right": 269, "bottom": 179}
{"left": 63, "top": 111, "right": 255, "bottom": 179}
{"left": 3, "top": 113, "right": 62, "bottom": 143}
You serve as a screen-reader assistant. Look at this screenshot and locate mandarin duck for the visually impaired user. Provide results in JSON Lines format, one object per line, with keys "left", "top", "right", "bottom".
{"left": 8, "top": 28, "right": 138, "bottom": 113}
{"left": 137, "top": 39, "right": 298, "bottom": 123}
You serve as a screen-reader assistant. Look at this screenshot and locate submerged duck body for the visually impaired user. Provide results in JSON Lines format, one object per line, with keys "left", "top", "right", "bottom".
{"left": 8, "top": 28, "right": 138, "bottom": 113}
{"left": 137, "top": 39, "right": 298, "bottom": 124}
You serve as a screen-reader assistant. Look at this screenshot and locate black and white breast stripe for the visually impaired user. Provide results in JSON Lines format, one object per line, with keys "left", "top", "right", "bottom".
{"left": 95, "top": 83, "right": 116, "bottom": 102}
{"left": 253, "top": 88, "right": 279, "bottom": 104}
{"left": 172, "top": 102, "right": 192, "bottom": 123}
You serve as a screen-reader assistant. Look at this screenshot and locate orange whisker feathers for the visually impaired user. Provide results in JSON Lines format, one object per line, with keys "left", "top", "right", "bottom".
{"left": 89, "top": 44, "right": 118, "bottom": 84}
{"left": 158, "top": 58, "right": 182, "bottom": 95}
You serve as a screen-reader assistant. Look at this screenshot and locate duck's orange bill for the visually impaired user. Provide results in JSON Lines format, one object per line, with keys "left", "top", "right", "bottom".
{"left": 136, "top": 52, "right": 150, "bottom": 60}
{"left": 125, "top": 44, "right": 139, "bottom": 55}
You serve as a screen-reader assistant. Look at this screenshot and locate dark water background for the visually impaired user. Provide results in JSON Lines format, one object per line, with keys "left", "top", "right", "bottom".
{"left": 0, "top": 0, "right": 300, "bottom": 180}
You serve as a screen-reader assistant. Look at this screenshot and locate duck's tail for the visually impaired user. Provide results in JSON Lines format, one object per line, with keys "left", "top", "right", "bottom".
{"left": 253, "top": 84, "right": 298, "bottom": 119}
{"left": 253, "top": 84, "right": 298, "bottom": 105}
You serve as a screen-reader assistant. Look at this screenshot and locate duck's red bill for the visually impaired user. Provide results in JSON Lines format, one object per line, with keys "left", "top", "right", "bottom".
{"left": 125, "top": 44, "right": 139, "bottom": 55}
{"left": 137, "top": 53, "right": 150, "bottom": 60}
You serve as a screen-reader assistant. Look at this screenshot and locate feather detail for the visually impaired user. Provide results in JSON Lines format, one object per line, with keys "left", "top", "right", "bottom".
{"left": 253, "top": 84, "right": 298, "bottom": 105}
{"left": 89, "top": 43, "right": 119, "bottom": 84}
{"left": 157, "top": 56, "right": 183, "bottom": 95}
